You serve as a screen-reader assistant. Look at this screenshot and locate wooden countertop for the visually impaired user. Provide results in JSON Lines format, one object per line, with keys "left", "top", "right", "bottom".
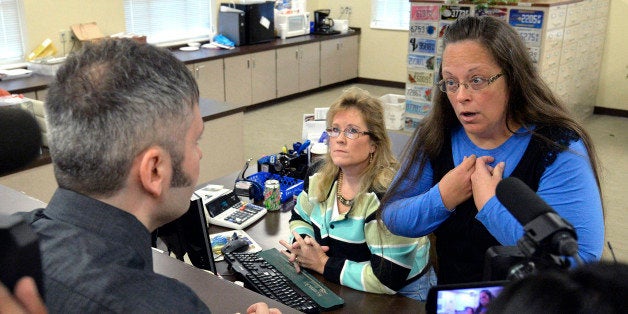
{"left": 0, "top": 29, "right": 360, "bottom": 95}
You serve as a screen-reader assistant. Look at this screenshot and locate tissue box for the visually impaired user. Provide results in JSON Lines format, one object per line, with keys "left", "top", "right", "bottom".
{"left": 28, "top": 59, "right": 65, "bottom": 76}
{"left": 380, "top": 94, "right": 406, "bottom": 130}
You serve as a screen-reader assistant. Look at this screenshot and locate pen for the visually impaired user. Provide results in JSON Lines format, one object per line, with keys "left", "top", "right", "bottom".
{"left": 295, "top": 139, "right": 310, "bottom": 155}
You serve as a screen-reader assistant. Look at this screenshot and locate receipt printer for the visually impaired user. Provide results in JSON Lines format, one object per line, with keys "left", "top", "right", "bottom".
{"left": 235, "top": 180, "right": 254, "bottom": 202}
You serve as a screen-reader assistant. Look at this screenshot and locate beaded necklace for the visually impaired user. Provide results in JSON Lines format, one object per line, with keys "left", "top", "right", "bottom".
{"left": 337, "top": 170, "right": 354, "bottom": 207}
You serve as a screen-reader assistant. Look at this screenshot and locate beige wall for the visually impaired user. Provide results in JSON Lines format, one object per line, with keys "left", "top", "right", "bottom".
{"left": 309, "top": 0, "right": 626, "bottom": 110}
{"left": 596, "top": 0, "right": 628, "bottom": 111}
{"left": 19, "top": 0, "right": 625, "bottom": 110}
{"left": 308, "top": 0, "right": 408, "bottom": 83}
{"left": 22, "top": 0, "right": 125, "bottom": 54}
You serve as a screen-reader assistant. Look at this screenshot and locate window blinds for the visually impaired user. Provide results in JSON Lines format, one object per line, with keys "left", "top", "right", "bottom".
{"left": 370, "top": 0, "right": 410, "bottom": 31}
{"left": 0, "top": 0, "right": 26, "bottom": 64}
{"left": 124, "top": 0, "right": 213, "bottom": 46}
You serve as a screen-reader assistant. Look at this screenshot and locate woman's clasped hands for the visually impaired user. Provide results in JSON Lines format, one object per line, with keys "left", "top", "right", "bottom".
{"left": 279, "top": 230, "right": 330, "bottom": 274}
{"left": 439, "top": 154, "right": 505, "bottom": 212}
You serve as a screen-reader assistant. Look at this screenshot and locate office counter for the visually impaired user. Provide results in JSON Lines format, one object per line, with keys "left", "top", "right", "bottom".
{"left": 208, "top": 209, "right": 426, "bottom": 313}
{"left": 204, "top": 170, "right": 426, "bottom": 313}
{"left": 152, "top": 249, "right": 299, "bottom": 314}
{"left": 1, "top": 129, "right": 423, "bottom": 313}
{"left": 0, "top": 184, "right": 46, "bottom": 215}
{"left": 0, "top": 183, "right": 298, "bottom": 313}
{"left": 2, "top": 181, "right": 424, "bottom": 313}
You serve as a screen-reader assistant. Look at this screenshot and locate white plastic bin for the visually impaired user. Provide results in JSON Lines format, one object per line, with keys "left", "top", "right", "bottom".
{"left": 380, "top": 94, "right": 406, "bottom": 130}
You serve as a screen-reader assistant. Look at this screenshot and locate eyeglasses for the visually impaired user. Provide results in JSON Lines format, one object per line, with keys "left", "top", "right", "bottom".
{"left": 437, "top": 73, "right": 504, "bottom": 93}
{"left": 326, "top": 127, "right": 372, "bottom": 140}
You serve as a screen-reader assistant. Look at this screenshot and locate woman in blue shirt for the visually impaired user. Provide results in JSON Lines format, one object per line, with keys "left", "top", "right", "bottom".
{"left": 380, "top": 16, "right": 604, "bottom": 284}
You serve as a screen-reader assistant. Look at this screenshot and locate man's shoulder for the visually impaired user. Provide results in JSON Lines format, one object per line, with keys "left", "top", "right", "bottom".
{"left": 46, "top": 273, "right": 209, "bottom": 313}
{"left": 45, "top": 259, "right": 209, "bottom": 313}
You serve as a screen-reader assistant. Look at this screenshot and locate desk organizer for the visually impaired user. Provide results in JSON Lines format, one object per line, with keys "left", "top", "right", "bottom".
{"left": 246, "top": 172, "right": 304, "bottom": 203}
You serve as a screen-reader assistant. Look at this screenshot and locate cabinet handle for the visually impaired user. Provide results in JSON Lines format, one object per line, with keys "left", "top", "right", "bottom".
{"left": 247, "top": 59, "right": 250, "bottom": 68}
{"left": 295, "top": 49, "right": 299, "bottom": 60}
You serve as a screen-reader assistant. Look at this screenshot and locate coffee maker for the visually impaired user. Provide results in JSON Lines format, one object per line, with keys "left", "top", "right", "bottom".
{"left": 312, "top": 9, "right": 339, "bottom": 35}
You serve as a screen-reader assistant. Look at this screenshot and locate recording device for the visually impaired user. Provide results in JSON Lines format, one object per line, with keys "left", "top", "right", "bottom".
{"left": 425, "top": 280, "right": 507, "bottom": 314}
{"left": 495, "top": 177, "right": 579, "bottom": 260}
{"left": 0, "top": 214, "right": 45, "bottom": 297}
{"left": 482, "top": 177, "right": 580, "bottom": 281}
{"left": 0, "top": 107, "right": 42, "bottom": 176}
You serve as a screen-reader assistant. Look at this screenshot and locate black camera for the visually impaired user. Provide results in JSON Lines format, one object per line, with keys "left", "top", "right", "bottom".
{"left": 0, "top": 214, "right": 45, "bottom": 296}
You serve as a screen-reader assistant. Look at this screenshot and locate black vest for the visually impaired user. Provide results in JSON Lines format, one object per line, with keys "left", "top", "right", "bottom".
{"left": 430, "top": 127, "right": 577, "bottom": 284}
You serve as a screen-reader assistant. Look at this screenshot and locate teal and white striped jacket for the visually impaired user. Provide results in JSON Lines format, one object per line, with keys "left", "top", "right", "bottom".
{"left": 289, "top": 173, "right": 430, "bottom": 294}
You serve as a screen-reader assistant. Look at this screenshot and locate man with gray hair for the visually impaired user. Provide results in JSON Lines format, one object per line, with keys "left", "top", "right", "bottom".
{"left": 23, "top": 38, "right": 208, "bottom": 312}
{"left": 15, "top": 39, "right": 278, "bottom": 313}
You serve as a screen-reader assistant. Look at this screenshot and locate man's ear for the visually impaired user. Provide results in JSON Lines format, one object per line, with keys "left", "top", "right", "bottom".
{"left": 138, "top": 146, "right": 170, "bottom": 198}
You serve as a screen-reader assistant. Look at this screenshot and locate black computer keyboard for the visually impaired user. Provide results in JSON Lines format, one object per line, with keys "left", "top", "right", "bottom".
{"left": 225, "top": 249, "right": 344, "bottom": 313}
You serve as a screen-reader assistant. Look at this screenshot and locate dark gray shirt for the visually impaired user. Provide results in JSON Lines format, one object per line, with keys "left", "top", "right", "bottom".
{"left": 20, "top": 188, "right": 210, "bottom": 313}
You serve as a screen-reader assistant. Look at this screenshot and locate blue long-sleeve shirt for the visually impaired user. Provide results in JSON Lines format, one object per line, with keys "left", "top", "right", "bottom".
{"left": 382, "top": 127, "right": 604, "bottom": 263}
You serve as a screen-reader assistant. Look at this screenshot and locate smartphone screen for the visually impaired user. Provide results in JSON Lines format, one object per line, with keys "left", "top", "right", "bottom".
{"left": 425, "top": 281, "right": 508, "bottom": 314}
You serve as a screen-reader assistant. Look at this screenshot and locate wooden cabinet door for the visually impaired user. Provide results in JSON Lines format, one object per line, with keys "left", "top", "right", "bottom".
{"left": 298, "top": 42, "right": 320, "bottom": 92}
{"left": 250, "top": 50, "right": 276, "bottom": 104}
{"left": 320, "top": 39, "right": 341, "bottom": 86}
{"left": 339, "top": 36, "right": 359, "bottom": 82}
{"left": 192, "top": 59, "right": 225, "bottom": 102}
{"left": 224, "top": 54, "right": 252, "bottom": 106}
{"left": 276, "top": 46, "right": 300, "bottom": 98}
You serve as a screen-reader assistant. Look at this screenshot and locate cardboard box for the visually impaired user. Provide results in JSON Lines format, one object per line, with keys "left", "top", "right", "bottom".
{"left": 71, "top": 23, "right": 147, "bottom": 47}
{"left": 71, "top": 22, "right": 105, "bottom": 43}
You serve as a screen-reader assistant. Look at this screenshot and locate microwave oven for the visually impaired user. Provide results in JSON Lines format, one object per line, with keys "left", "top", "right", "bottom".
{"left": 275, "top": 12, "right": 310, "bottom": 38}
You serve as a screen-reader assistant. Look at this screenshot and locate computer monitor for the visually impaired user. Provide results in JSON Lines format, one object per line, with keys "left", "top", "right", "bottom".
{"left": 152, "top": 194, "right": 217, "bottom": 274}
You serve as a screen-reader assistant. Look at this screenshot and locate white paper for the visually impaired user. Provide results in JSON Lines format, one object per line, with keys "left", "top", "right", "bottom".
{"left": 314, "top": 107, "right": 329, "bottom": 120}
